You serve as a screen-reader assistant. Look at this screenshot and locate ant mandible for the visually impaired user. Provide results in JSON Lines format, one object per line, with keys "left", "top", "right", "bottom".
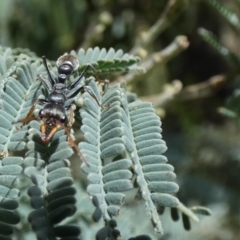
{"left": 17, "top": 54, "right": 108, "bottom": 163}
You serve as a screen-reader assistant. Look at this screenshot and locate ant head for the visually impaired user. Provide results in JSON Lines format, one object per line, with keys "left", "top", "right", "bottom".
{"left": 56, "top": 54, "right": 79, "bottom": 82}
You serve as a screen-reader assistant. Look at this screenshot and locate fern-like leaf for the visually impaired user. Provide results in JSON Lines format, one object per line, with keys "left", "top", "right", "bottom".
{"left": 79, "top": 79, "right": 179, "bottom": 234}
{"left": 0, "top": 60, "right": 42, "bottom": 154}
{"left": 198, "top": 27, "right": 240, "bottom": 68}
{"left": 0, "top": 48, "right": 42, "bottom": 238}
{"left": 79, "top": 79, "right": 133, "bottom": 221}
{"left": 128, "top": 100, "right": 179, "bottom": 233}
{"left": 0, "top": 51, "right": 82, "bottom": 239}
{"left": 0, "top": 50, "right": 40, "bottom": 239}
{"left": 71, "top": 47, "right": 142, "bottom": 73}
{"left": 0, "top": 47, "right": 181, "bottom": 237}
{"left": 25, "top": 120, "right": 81, "bottom": 239}
{"left": 0, "top": 157, "right": 22, "bottom": 239}
{"left": 204, "top": 0, "right": 240, "bottom": 32}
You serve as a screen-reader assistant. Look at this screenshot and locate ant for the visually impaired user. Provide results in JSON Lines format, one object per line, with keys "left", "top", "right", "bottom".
{"left": 17, "top": 54, "right": 108, "bottom": 163}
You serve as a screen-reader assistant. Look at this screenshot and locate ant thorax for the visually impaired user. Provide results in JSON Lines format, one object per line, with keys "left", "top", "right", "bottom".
{"left": 48, "top": 83, "right": 67, "bottom": 104}
{"left": 53, "top": 83, "right": 66, "bottom": 91}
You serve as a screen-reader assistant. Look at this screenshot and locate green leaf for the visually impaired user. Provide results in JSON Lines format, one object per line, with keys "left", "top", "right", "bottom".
{"left": 198, "top": 27, "right": 240, "bottom": 68}
{"left": 71, "top": 47, "right": 142, "bottom": 73}
{"left": 204, "top": 0, "right": 240, "bottom": 32}
{"left": 0, "top": 52, "right": 27, "bottom": 237}
{"left": 190, "top": 206, "right": 212, "bottom": 216}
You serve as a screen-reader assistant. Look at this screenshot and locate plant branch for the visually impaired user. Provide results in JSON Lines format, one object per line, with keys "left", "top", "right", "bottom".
{"left": 143, "top": 35, "right": 189, "bottom": 69}
{"left": 131, "top": 0, "right": 189, "bottom": 56}
{"left": 139, "top": 80, "right": 183, "bottom": 107}
{"left": 140, "top": 74, "right": 227, "bottom": 107}
{"left": 111, "top": 35, "right": 189, "bottom": 86}
{"left": 173, "top": 74, "right": 226, "bottom": 101}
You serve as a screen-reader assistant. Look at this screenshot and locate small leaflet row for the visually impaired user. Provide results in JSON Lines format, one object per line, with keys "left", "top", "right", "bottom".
{"left": 0, "top": 53, "right": 39, "bottom": 239}
{"left": 0, "top": 59, "right": 41, "bottom": 155}
{"left": 198, "top": 27, "right": 240, "bottom": 68}
{"left": 79, "top": 79, "right": 133, "bottom": 221}
{"left": 25, "top": 120, "right": 80, "bottom": 239}
{"left": 79, "top": 80, "right": 180, "bottom": 234}
{"left": 0, "top": 156, "right": 22, "bottom": 239}
{"left": 70, "top": 47, "right": 142, "bottom": 73}
{"left": 128, "top": 100, "right": 179, "bottom": 233}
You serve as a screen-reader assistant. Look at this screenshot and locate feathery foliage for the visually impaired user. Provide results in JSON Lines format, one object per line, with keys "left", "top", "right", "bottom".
{"left": 71, "top": 47, "right": 142, "bottom": 73}
{"left": 80, "top": 79, "right": 179, "bottom": 234}
{"left": 204, "top": 0, "right": 240, "bottom": 32}
{"left": 198, "top": 27, "right": 240, "bottom": 69}
{"left": 0, "top": 45, "right": 210, "bottom": 239}
{"left": 0, "top": 46, "right": 42, "bottom": 239}
{"left": 3, "top": 0, "right": 240, "bottom": 239}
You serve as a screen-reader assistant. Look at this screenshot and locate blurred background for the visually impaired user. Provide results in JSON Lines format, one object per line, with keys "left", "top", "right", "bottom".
{"left": 1, "top": 0, "right": 240, "bottom": 239}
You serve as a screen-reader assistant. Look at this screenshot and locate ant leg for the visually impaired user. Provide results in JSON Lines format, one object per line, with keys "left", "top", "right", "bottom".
{"left": 82, "top": 64, "right": 106, "bottom": 85}
{"left": 59, "top": 122, "right": 89, "bottom": 166}
{"left": 64, "top": 104, "right": 75, "bottom": 129}
{"left": 84, "top": 65, "right": 110, "bottom": 91}
{"left": 66, "top": 104, "right": 76, "bottom": 128}
{"left": 15, "top": 99, "right": 48, "bottom": 127}
{"left": 83, "top": 86, "right": 110, "bottom": 110}
{"left": 64, "top": 104, "right": 76, "bottom": 149}
{"left": 17, "top": 116, "right": 38, "bottom": 126}
{"left": 67, "top": 85, "right": 110, "bottom": 109}
{"left": 68, "top": 64, "right": 107, "bottom": 90}
{"left": 68, "top": 64, "right": 92, "bottom": 90}
{"left": 42, "top": 56, "right": 56, "bottom": 86}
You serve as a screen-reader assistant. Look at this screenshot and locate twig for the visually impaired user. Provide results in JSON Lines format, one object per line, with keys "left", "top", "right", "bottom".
{"left": 174, "top": 74, "right": 227, "bottom": 101}
{"left": 139, "top": 80, "right": 183, "bottom": 107}
{"left": 131, "top": 0, "right": 189, "bottom": 56}
{"left": 143, "top": 35, "right": 189, "bottom": 69}
{"left": 139, "top": 75, "right": 227, "bottom": 107}
{"left": 111, "top": 35, "right": 189, "bottom": 86}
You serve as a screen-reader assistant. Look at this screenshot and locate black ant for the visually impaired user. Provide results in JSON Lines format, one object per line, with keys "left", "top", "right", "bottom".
{"left": 17, "top": 54, "right": 108, "bottom": 163}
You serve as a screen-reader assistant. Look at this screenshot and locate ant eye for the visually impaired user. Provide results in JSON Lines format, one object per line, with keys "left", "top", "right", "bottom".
{"left": 39, "top": 109, "right": 44, "bottom": 118}
{"left": 60, "top": 115, "right": 66, "bottom": 123}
